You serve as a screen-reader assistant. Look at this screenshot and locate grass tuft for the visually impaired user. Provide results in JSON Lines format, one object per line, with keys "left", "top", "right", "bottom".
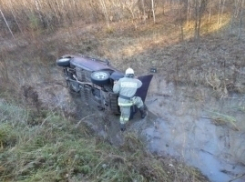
{"left": 207, "top": 110, "right": 238, "bottom": 130}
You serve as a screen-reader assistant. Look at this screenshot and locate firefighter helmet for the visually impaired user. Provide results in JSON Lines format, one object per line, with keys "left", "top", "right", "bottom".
{"left": 125, "top": 68, "right": 134, "bottom": 75}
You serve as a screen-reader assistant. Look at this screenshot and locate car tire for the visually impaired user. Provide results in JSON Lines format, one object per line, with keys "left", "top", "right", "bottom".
{"left": 56, "top": 57, "right": 71, "bottom": 67}
{"left": 91, "top": 71, "right": 110, "bottom": 86}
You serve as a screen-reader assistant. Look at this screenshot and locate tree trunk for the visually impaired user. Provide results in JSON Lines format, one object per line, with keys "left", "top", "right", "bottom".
{"left": 239, "top": 0, "right": 245, "bottom": 38}
{"left": 162, "top": 0, "right": 165, "bottom": 15}
{"left": 194, "top": 0, "right": 199, "bottom": 40}
{"left": 141, "top": 0, "right": 146, "bottom": 22}
{"left": 194, "top": 0, "right": 207, "bottom": 43}
{"left": 151, "top": 0, "right": 156, "bottom": 24}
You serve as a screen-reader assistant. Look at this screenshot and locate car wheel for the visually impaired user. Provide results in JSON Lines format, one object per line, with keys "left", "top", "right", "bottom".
{"left": 91, "top": 71, "right": 110, "bottom": 86}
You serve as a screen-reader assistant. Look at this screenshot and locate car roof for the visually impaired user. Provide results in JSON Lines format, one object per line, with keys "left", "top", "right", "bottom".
{"left": 70, "top": 55, "right": 117, "bottom": 72}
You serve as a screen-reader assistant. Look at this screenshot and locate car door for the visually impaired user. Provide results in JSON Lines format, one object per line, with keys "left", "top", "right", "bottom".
{"left": 135, "top": 74, "right": 153, "bottom": 102}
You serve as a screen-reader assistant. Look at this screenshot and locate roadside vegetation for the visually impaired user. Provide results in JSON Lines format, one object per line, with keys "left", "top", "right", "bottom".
{"left": 0, "top": 99, "right": 208, "bottom": 182}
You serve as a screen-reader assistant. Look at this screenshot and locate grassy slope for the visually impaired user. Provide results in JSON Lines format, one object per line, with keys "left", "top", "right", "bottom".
{"left": 0, "top": 100, "right": 208, "bottom": 182}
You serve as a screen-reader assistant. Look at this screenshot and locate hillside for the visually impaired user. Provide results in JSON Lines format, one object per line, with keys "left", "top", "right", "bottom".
{"left": 0, "top": 1, "right": 245, "bottom": 181}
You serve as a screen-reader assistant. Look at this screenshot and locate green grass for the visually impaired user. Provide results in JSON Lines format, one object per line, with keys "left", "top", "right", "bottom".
{"left": 0, "top": 100, "right": 208, "bottom": 182}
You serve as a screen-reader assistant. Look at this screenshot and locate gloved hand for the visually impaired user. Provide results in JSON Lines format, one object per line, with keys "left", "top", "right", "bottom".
{"left": 139, "top": 106, "right": 146, "bottom": 119}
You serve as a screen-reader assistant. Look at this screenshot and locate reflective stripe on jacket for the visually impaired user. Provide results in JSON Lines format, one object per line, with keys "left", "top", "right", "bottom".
{"left": 118, "top": 102, "right": 134, "bottom": 107}
{"left": 113, "top": 77, "right": 142, "bottom": 99}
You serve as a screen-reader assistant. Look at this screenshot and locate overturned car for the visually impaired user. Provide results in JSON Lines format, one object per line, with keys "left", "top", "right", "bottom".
{"left": 56, "top": 54, "right": 153, "bottom": 116}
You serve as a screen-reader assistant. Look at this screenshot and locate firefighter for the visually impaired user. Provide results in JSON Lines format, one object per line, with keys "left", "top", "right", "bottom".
{"left": 113, "top": 67, "right": 146, "bottom": 131}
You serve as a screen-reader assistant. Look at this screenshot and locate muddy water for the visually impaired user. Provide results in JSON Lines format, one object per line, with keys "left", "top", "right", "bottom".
{"left": 142, "top": 79, "right": 245, "bottom": 182}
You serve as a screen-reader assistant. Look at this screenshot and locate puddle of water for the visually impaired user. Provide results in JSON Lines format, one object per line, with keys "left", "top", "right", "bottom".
{"left": 143, "top": 88, "right": 245, "bottom": 182}
{"left": 142, "top": 116, "right": 245, "bottom": 182}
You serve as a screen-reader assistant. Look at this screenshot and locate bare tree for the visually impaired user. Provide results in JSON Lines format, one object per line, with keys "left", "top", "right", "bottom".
{"left": 161, "top": 0, "right": 166, "bottom": 15}
{"left": 239, "top": 0, "right": 245, "bottom": 38}
{"left": 151, "top": 0, "right": 156, "bottom": 23}
{"left": 194, "top": 0, "right": 207, "bottom": 43}
{"left": 3, "top": 0, "right": 243, "bottom": 35}
{"left": 218, "top": 0, "right": 226, "bottom": 25}
{"left": 121, "top": 0, "right": 139, "bottom": 20}
{"left": 141, "top": 0, "right": 147, "bottom": 21}
{"left": 138, "top": 0, "right": 156, "bottom": 23}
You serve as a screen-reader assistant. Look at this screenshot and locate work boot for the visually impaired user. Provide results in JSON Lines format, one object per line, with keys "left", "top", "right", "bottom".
{"left": 139, "top": 106, "right": 146, "bottom": 119}
{"left": 120, "top": 123, "right": 126, "bottom": 132}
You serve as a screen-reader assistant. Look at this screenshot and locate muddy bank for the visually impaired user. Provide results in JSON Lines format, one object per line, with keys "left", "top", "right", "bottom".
{"left": 141, "top": 75, "right": 245, "bottom": 182}
{"left": 26, "top": 68, "right": 245, "bottom": 182}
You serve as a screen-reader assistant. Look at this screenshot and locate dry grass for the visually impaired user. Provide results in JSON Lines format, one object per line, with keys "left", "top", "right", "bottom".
{"left": 208, "top": 110, "right": 238, "bottom": 131}
{"left": 0, "top": 100, "right": 208, "bottom": 182}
